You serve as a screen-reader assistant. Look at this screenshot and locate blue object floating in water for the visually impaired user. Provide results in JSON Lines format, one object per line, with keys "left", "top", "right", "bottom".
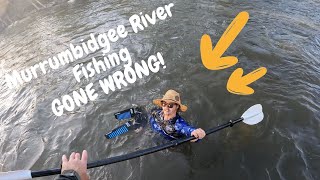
{"left": 114, "top": 108, "right": 135, "bottom": 120}
{"left": 105, "top": 122, "right": 131, "bottom": 139}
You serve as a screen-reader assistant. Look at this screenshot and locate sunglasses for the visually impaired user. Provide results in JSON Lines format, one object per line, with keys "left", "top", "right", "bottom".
{"left": 161, "top": 101, "right": 178, "bottom": 108}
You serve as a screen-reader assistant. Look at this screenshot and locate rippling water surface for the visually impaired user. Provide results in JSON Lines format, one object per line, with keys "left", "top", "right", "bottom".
{"left": 0, "top": 0, "right": 319, "bottom": 179}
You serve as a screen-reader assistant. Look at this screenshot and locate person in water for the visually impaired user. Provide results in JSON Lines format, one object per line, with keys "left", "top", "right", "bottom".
{"left": 150, "top": 89, "right": 206, "bottom": 141}
{"left": 55, "top": 90, "right": 204, "bottom": 179}
{"left": 55, "top": 150, "right": 89, "bottom": 180}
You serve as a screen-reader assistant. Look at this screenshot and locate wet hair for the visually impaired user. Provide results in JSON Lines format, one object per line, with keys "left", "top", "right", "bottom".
{"left": 177, "top": 104, "right": 181, "bottom": 112}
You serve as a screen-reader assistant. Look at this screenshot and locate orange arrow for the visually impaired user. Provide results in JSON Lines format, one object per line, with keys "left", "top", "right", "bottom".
{"left": 200, "top": 11, "right": 249, "bottom": 70}
{"left": 227, "top": 67, "right": 267, "bottom": 95}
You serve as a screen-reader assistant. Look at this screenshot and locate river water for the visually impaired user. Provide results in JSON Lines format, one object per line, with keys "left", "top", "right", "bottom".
{"left": 0, "top": 0, "right": 319, "bottom": 180}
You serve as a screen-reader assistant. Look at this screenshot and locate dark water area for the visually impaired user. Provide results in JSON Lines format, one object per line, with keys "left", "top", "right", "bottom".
{"left": 0, "top": 0, "right": 319, "bottom": 180}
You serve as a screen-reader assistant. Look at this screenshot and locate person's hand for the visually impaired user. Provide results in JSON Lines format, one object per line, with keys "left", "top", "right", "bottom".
{"left": 61, "top": 150, "right": 89, "bottom": 180}
{"left": 191, "top": 128, "right": 206, "bottom": 142}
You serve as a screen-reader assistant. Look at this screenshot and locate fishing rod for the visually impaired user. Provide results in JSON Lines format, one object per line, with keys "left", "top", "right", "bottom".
{"left": 0, "top": 104, "right": 264, "bottom": 180}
